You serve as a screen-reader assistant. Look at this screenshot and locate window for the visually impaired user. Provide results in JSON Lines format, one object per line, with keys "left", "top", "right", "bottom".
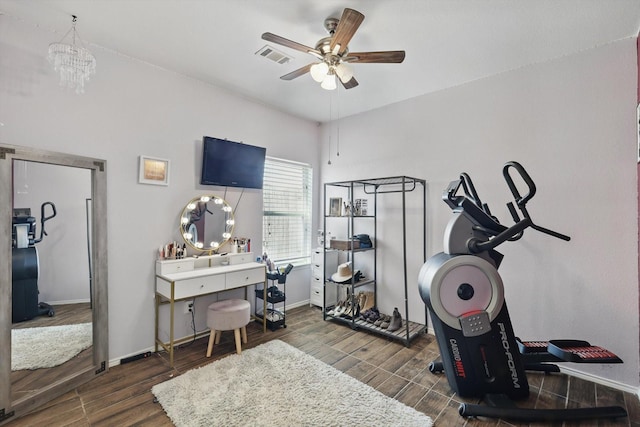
{"left": 262, "top": 157, "right": 312, "bottom": 266}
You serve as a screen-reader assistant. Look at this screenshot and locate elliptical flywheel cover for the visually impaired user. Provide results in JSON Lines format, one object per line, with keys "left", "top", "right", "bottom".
{"left": 418, "top": 253, "right": 504, "bottom": 331}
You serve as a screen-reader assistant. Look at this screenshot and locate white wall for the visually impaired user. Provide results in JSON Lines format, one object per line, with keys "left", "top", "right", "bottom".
{"left": 0, "top": 16, "right": 319, "bottom": 360}
{"left": 319, "top": 38, "right": 639, "bottom": 388}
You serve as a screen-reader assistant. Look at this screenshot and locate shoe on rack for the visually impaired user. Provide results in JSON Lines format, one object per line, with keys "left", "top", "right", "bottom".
{"left": 365, "top": 307, "right": 380, "bottom": 323}
{"left": 387, "top": 307, "right": 402, "bottom": 332}
{"left": 360, "top": 291, "right": 375, "bottom": 313}
{"left": 359, "top": 306, "right": 374, "bottom": 321}
{"left": 352, "top": 300, "right": 360, "bottom": 319}
{"left": 374, "top": 314, "right": 388, "bottom": 327}
{"left": 381, "top": 316, "right": 391, "bottom": 329}
{"left": 357, "top": 292, "right": 367, "bottom": 312}
{"left": 336, "top": 301, "right": 348, "bottom": 317}
{"left": 329, "top": 300, "right": 343, "bottom": 316}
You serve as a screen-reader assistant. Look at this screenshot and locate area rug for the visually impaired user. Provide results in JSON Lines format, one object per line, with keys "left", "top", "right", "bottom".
{"left": 152, "top": 339, "right": 433, "bottom": 427}
{"left": 11, "top": 323, "right": 92, "bottom": 371}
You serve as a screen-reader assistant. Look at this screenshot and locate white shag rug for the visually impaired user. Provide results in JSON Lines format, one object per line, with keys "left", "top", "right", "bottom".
{"left": 152, "top": 339, "right": 433, "bottom": 427}
{"left": 11, "top": 323, "right": 92, "bottom": 371}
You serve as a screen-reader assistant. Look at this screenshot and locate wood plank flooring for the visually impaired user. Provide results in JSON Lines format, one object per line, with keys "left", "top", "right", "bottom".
{"left": 5, "top": 304, "right": 639, "bottom": 426}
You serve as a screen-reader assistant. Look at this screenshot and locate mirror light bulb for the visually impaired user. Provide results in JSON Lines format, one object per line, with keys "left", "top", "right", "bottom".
{"left": 210, "top": 241, "right": 219, "bottom": 248}
{"left": 187, "top": 203, "right": 196, "bottom": 210}
{"left": 181, "top": 217, "right": 189, "bottom": 224}
{"left": 222, "top": 232, "right": 231, "bottom": 239}
{"left": 200, "top": 196, "right": 210, "bottom": 202}
{"left": 183, "top": 232, "right": 192, "bottom": 240}
{"left": 195, "top": 242, "right": 204, "bottom": 249}
{"left": 226, "top": 219, "right": 235, "bottom": 225}
{"left": 223, "top": 206, "right": 232, "bottom": 212}
{"left": 310, "top": 62, "right": 329, "bottom": 83}
{"left": 214, "top": 198, "right": 223, "bottom": 204}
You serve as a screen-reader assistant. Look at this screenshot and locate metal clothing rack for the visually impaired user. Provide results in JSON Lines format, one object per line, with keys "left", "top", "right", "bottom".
{"left": 322, "top": 176, "right": 427, "bottom": 346}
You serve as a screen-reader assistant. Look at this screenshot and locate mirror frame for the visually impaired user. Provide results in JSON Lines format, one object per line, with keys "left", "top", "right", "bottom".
{"left": 179, "top": 195, "right": 235, "bottom": 252}
{"left": 0, "top": 143, "right": 108, "bottom": 422}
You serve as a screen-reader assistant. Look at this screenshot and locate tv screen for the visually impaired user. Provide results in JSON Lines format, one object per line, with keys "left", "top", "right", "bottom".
{"left": 200, "top": 137, "right": 266, "bottom": 189}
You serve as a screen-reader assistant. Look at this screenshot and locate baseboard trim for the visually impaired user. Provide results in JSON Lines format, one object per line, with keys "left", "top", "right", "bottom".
{"left": 558, "top": 366, "right": 639, "bottom": 395}
{"left": 110, "top": 300, "right": 314, "bottom": 368}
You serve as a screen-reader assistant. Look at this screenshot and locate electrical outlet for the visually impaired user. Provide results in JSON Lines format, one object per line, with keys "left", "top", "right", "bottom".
{"left": 183, "top": 301, "right": 193, "bottom": 314}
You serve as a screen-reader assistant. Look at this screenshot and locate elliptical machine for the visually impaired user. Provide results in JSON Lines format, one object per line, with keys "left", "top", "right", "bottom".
{"left": 12, "top": 202, "right": 57, "bottom": 323}
{"left": 418, "top": 161, "right": 626, "bottom": 422}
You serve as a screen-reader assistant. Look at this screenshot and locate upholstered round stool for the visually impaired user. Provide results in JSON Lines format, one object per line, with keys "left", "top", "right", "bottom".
{"left": 206, "top": 299, "right": 251, "bottom": 357}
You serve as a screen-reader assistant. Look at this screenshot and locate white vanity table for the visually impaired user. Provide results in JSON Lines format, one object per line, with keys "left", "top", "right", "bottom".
{"left": 155, "top": 252, "right": 266, "bottom": 366}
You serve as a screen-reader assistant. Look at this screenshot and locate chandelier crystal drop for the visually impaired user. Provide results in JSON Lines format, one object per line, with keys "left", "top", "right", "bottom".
{"left": 47, "top": 15, "right": 96, "bottom": 94}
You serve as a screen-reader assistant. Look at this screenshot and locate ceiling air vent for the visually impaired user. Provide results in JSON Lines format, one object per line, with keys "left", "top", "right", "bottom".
{"left": 256, "top": 45, "right": 293, "bottom": 65}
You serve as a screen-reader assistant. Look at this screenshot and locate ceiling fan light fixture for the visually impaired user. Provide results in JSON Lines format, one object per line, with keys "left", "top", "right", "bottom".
{"left": 321, "top": 73, "right": 337, "bottom": 90}
{"left": 310, "top": 62, "right": 329, "bottom": 82}
{"left": 335, "top": 62, "right": 353, "bottom": 83}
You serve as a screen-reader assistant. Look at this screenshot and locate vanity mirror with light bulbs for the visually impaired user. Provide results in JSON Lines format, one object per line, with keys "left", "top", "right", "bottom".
{"left": 154, "top": 194, "right": 266, "bottom": 367}
{"left": 179, "top": 194, "right": 235, "bottom": 253}
{"left": 0, "top": 143, "right": 108, "bottom": 423}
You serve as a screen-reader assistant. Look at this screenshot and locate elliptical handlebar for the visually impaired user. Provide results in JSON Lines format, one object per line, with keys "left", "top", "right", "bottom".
{"left": 33, "top": 201, "right": 57, "bottom": 244}
{"left": 467, "top": 162, "right": 570, "bottom": 253}
{"left": 503, "top": 161, "right": 536, "bottom": 208}
{"left": 502, "top": 162, "right": 570, "bottom": 242}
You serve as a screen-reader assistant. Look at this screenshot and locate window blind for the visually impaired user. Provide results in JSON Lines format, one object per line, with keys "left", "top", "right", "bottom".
{"left": 262, "top": 157, "right": 312, "bottom": 265}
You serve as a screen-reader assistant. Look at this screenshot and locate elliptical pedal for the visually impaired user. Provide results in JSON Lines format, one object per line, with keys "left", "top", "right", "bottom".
{"left": 548, "top": 340, "right": 623, "bottom": 364}
{"left": 516, "top": 338, "right": 549, "bottom": 354}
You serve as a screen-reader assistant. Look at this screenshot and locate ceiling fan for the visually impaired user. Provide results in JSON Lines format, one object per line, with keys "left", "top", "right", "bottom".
{"left": 262, "top": 8, "right": 405, "bottom": 90}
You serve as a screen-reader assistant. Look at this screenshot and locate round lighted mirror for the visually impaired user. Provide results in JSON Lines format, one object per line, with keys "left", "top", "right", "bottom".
{"left": 180, "top": 195, "right": 235, "bottom": 252}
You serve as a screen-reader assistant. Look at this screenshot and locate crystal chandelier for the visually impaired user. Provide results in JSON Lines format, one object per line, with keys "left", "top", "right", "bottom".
{"left": 48, "top": 15, "right": 96, "bottom": 94}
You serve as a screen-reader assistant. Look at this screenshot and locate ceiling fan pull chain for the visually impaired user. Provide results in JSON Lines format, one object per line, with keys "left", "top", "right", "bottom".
{"left": 336, "top": 91, "right": 340, "bottom": 157}
{"left": 327, "top": 92, "right": 332, "bottom": 165}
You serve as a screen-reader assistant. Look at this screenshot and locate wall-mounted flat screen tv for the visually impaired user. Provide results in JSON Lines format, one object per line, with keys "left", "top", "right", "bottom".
{"left": 200, "top": 136, "right": 266, "bottom": 189}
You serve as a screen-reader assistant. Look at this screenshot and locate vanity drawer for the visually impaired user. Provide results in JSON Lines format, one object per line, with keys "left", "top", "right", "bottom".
{"left": 226, "top": 267, "right": 265, "bottom": 289}
{"left": 157, "top": 274, "right": 225, "bottom": 299}
{"left": 228, "top": 252, "right": 254, "bottom": 265}
{"left": 156, "top": 259, "right": 195, "bottom": 275}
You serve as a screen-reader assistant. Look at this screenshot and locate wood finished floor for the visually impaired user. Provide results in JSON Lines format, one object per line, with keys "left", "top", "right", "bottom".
{"left": 6, "top": 304, "right": 639, "bottom": 426}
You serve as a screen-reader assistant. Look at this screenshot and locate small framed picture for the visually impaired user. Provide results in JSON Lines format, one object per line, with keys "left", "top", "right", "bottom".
{"left": 329, "top": 197, "right": 342, "bottom": 216}
{"left": 139, "top": 155, "right": 170, "bottom": 186}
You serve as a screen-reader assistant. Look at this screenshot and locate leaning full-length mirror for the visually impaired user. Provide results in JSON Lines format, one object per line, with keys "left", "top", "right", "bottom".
{"left": 0, "top": 144, "right": 108, "bottom": 423}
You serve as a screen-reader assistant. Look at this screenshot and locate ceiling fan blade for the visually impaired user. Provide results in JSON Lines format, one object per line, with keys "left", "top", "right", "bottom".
{"left": 345, "top": 51, "right": 406, "bottom": 64}
{"left": 329, "top": 8, "right": 364, "bottom": 55}
{"left": 340, "top": 76, "right": 359, "bottom": 89}
{"left": 262, "top": 32, "right": 323, "bottom": 59}
{"left": 280, "top": 63, "right": 313, "bottom": 80}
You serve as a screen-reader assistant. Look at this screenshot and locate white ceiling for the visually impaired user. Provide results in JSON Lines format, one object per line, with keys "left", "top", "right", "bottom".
{"left": 2, "top": 0, "right": 640, "bottom": 123}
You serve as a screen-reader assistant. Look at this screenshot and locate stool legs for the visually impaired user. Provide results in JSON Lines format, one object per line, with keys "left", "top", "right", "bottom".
{"left": 206, "top": 329, "right": 216, "bottom": 358}
{"left": 234, "top": 329, "right": 242, "bottom": 354}
{"left": 206, "top": 326, "right": 247, "bottom": 357}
